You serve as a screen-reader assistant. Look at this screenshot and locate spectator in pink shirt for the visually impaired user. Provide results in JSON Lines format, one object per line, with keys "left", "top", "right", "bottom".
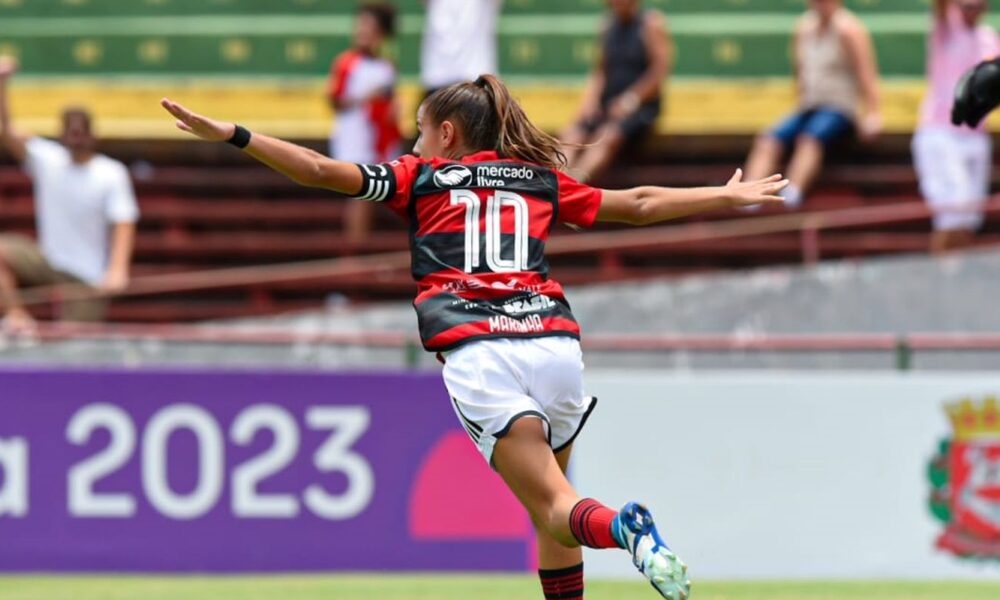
{"left": 913, "top": 0, "right": 1000, "bottom": 253}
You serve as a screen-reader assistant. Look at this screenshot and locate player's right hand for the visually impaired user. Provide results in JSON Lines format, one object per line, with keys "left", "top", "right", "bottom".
{"left": 0, "top": 55, "right": 18, "bottom": 79}
{"left": 724, "top": 169, "right": 789, "bottom": 208}
{"left": 160, "top": 98, "right": 236, "bottom": 142}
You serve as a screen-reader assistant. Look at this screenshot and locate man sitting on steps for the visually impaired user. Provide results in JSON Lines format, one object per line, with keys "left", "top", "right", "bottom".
{"left": 0, "top": 56, "right": 139, "bottom": 334}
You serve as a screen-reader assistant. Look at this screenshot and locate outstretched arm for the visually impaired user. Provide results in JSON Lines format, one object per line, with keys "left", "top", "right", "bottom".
{"left": 0, "top": 57, "right": 28, "bottom": 164}
{"left": 160, "top": 98, "right": 364, "bottom": 194}
{"left": 595, "top": 169, "right": 788, "bottom": 225}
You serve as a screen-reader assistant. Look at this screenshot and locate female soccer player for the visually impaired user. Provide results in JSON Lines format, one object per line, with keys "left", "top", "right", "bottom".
{"left": 160, "top": 75, "right": 786, "bottom": 600}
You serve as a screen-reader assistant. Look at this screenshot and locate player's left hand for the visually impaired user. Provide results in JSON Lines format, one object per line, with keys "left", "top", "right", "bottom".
{"left": 160, "top": 98, "right": 235, "bottom": 142}
{"left": 724, "top": 169, "right": 789, "bottom": 208}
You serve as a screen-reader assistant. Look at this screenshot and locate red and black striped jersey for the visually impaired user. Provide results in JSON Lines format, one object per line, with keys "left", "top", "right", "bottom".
{"left": 353, "top": 151, "right": 602, "bottom": 352}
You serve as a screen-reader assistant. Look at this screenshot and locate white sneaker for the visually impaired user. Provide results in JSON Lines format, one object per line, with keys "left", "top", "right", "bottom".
{"left": 612, "top": 502, "right": 691, "bottom": 600}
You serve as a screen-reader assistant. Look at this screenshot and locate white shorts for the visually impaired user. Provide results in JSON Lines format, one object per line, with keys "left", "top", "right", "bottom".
{"left": 442, "top": 336, "right": 597, "bottom": 466}
{"left": 912, "top": 127, "right": 992, "bottom": 232}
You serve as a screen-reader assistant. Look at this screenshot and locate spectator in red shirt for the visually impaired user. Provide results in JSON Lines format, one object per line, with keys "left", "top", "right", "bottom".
{"left": 327, "top": 2, "right": 401, "bottom": 243}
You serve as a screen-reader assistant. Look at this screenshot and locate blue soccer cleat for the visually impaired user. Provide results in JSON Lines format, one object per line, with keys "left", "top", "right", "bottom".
{"left": 612, "top": 502, "right": 691, "bottom": 600}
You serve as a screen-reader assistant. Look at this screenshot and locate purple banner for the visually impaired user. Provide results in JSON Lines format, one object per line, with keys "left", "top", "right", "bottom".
{"left": 0, "top": 368, "right": 534, "bottom": 572}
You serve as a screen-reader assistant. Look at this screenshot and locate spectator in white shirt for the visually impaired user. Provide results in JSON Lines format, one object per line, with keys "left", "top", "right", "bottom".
{"left": 421, "top": 0, "right": 502, "bottom": 98}
{"left": 0, "top": 57, "right": 139, "bottom": 333}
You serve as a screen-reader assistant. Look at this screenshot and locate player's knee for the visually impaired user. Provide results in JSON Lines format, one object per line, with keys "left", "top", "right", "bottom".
{"left": 531, "top": 504, "right": 562, "bottom": 537}
{"left": 752, "top": 134, "right": 783, "bottom": 157}
{"left": 540, "top": 495, "right": 580, "bottom": 545}
{"left": 795, "top": 134, "right": 825, "bottom": 152}
{"left": 518, "top": 487, "right": 567, "bottom": 537}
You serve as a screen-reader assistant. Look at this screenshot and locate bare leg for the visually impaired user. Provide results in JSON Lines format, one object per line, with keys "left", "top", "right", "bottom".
{"left": 744, "top": 134, "right": 784, "bottom": 181}
{"left": 785, "top": 134, "right": 826, "bottom": 196}
{"left": 534, "top": 443, "right": 584, "bottom": 569}
{"left": 930, "top": 230, "right": 949, "bottom": 255}
{"left": 343, "top": 201, "right": 375, "bottom": 245}
{"left": 494, "top": 417, "right": 690, "bottom": 599}
{"left": 0, "top": 248, "right": 22, "bottom": 311}
{"left": 931, "top": 229, "right": 975, "bottom": 254}
{"left": 953, "top": 230, "right": 976, "bottom": 250}
{"left": 573, "top": 124, "right": 624, "bottom": 184}
{"left": 0, "top": 243, "right": 35, "bottom": 332}
{"left": 492, "top": 417, "right": 581, "bottom": 547}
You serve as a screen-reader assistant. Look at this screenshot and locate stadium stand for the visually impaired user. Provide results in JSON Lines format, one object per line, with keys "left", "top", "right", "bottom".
{"left": 0, "top": 0, "right": 956, "bottom": 136}
{"left": 0, "top": 0, "right": 931, "bottom": 78}
{"left": 2, "top": 0, "right": 999, "bottom": 321}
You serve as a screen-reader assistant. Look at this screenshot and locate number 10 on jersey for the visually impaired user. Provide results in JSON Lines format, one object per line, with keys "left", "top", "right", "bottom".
{"left": 450, "top": 190, "right": 530, "bottom": 273}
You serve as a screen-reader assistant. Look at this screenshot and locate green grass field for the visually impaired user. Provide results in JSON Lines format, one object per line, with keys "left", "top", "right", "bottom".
{"left": 1, "top": 576, "right": 999, "bottom": 600}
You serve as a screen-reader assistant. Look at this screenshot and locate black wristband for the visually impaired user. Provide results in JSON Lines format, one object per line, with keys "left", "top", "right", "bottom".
{"left": 226, "top": 124, "right": 251, "bottom": 149}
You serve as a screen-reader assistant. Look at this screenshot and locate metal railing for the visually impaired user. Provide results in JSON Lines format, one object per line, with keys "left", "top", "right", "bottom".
{"left": 15, "top": 197, "right": 1000, "bottom": 309}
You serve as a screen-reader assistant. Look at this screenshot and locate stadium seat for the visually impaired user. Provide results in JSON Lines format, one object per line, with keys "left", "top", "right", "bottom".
{"left": 7, "top": 125, "right": 999, "bottom": 323}
{"left": 0, "top": 0, "right": 927, "bottom": 78}
{"left": 2, "top": 0, "right": 990, "bottom": 322}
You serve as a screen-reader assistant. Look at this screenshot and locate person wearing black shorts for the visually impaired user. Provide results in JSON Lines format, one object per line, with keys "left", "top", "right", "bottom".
{"left": 561, "top": 0, "right": 671, "bottom": 183}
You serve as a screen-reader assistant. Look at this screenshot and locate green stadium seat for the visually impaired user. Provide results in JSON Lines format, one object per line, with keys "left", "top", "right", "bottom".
{"left": 0, "top": 0, "right": 932, "bottom": 17}
{"left": 0, "top": 0, "right": 937, "bottom": 77}
{"left": 0, "top": 29, "right": 929, "bottom": 77}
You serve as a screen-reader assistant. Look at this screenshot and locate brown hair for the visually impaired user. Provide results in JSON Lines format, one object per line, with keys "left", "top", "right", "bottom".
{"left": 422, "top": 74, "right": 567, "bottom": 170}
{"left": 61, "top": 106, "right": 92, "bottom": 133}
{"left": 359, "top": 2, "right": 397, "bottom": 37}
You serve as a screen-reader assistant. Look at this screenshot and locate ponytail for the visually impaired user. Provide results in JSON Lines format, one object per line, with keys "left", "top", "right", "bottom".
{"left": 422, "top": 74, "right": 567, "bottom": 170}
{"left": 475, "top": 75, "right": 567, "bottom": 169}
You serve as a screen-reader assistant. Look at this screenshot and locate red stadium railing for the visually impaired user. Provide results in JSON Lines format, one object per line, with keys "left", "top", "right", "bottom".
{"left": 15, "top": 197, "right": 1000, "bottom": 310}
{"left": 545, "top": 197, "right": 1000, "bottom": 266}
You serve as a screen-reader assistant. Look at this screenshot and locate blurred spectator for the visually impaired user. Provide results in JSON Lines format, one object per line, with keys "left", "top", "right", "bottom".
{"left": 0, "top": 57, "right": 138, "bottom": 334}
{"left": 561, "top": 0, "right": 671, "bottom": 183}
{"left": 421, "top": 0, "right": 502, "bottom": 98}
{"left": 913, "top": 0, "right": 999, "bottom": 253}
{"left": 744, "top": 0, "right": 882, "bottom": 209}
{"left": 328, "top": 2, "right": 401, "bottom": 243}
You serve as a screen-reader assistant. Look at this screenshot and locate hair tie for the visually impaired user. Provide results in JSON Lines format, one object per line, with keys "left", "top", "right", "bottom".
{"left": 474, "top": 76, "right": 489, "bottom": 89}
